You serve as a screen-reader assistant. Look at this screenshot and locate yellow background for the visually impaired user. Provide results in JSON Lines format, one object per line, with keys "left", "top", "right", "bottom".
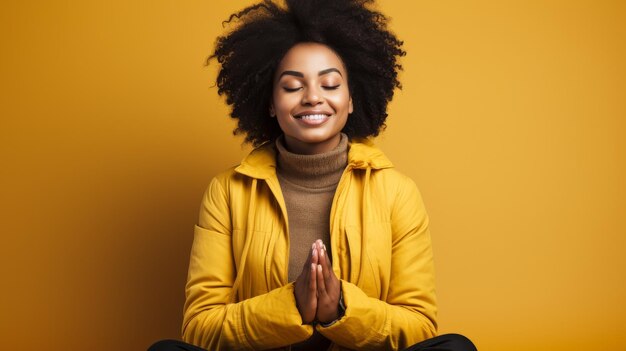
{"left": 1, "top": 1, "right": 624, "bottom": 350}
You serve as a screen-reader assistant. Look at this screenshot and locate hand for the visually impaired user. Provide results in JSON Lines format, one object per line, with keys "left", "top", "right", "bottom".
{"left": 314, "top": 239, "right": 341, "bottom": 324}
{"left": 294, "top": 243, "right": 318, "bottom": 324}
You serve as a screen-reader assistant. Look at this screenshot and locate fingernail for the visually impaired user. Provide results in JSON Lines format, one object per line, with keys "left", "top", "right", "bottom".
{"left": 318, "top": 264, "right": 322, "bottom": 271}
{"left": 311, "top": 263, "right": 316, "bottom": 270}
{"left": 312, "top": 243, "right": 316, "bottom": 250}
{"left": 320, "top": 248, "right": 325, "bottom": 257}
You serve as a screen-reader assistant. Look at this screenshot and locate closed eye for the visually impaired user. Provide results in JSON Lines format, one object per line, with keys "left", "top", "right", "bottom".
{"left": 323, "top": 85, "right": 340, "bottom": 90}
{"left": 283, "top": 87, "right": 302, "bottom": 92}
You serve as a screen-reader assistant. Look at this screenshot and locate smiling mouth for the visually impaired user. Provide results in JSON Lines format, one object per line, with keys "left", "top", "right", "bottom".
{"left": 294, "top": 113, "right": 332, "bottom": 126}
{"left": 295, "top": 113, "right": 330, "bottom": 120}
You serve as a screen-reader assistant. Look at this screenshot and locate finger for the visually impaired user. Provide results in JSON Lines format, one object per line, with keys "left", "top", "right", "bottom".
{"left": 320, "top": 241, "right": 332, "bottom": 268}
{"left": 323, "top": 243, "right": 332, "bottom": 265}
{"left": 306, "top": 243, "right": 315, "bottom": 266}
{"left": 320, "top": 249, "right": 340, "bottom": 298}
{"left": 299, "top": 244, "right": 312, "bottom": 281}
{"left": 298, "top": 244, "right": 314, "bottom": 284}
{"left": 316, "top": 264, "right": 327, "bottom": 295}
{"left": 311, "top": 242, "right": 319, "bottom": 265}
{"left": 316, "top": 240, "right": 324, "bottom": 255}
{"left": 319, "top": 246, "right": 331, "bottom": 281}
{"left": 310, "top": 263, "right": 317, "bottom": 296}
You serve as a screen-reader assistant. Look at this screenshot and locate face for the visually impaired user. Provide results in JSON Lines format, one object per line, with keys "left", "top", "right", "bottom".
{"left": 271, "top": 42, "right": 353, "bottom": 155}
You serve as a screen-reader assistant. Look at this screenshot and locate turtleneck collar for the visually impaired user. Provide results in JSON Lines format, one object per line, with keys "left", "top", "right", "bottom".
{"left": 275, "top": 133, "right": 349, "bottom": 189}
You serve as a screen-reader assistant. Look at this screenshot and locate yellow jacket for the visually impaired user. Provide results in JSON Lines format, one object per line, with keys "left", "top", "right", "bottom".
{"left": 182, "top": 140, "right": 437, "bottom": 350}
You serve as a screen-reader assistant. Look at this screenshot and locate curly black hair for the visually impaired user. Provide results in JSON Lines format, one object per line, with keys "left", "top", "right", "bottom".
{"left": 210, "top": 0, "right": 405, "bottom": 146}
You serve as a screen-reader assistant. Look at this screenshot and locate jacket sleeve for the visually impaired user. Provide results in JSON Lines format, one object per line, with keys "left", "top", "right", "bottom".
{"left": 182, "top": 176, "right": 314, "bottom": 350}
{"left": 317, "top": 175, "right": 437, "bottom": 350}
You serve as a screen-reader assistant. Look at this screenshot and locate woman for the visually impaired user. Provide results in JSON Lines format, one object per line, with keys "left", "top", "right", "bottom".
{"left": 151, "top": 0, "right": 476, "bottom": 350}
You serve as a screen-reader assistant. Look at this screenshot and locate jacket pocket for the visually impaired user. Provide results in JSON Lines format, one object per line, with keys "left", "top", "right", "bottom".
{"left": 344, "top": 222, "right": 391, "bottom": 298}
{"left": 232, "top": 229, "right": 279, "bottom": 299}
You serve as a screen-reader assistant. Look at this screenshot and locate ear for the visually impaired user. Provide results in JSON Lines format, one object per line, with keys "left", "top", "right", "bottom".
{"left": 348, "top": 97, "right": 353, "bottom": 114}
{"left": 269, "top": 103, "right": 276, "bottom": 118}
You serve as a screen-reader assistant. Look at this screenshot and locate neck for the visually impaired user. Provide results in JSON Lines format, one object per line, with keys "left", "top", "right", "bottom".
{"left": 275, "top": 133, "right": 348, "bottom": 189}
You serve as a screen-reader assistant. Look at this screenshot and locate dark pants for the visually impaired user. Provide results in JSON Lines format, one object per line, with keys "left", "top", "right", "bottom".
{"left": 148, "top": 334, "right": 476, "bottom": 351}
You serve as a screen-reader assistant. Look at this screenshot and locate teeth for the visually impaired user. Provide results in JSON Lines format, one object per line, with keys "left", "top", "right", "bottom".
{"left": 299, "top": 114, "right": 328, "bottom": 120}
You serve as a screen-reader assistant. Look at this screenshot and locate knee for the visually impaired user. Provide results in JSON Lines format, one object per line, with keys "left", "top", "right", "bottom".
{"left": 147, "top": 339, "right": 181, "bottom": 351}
{"left": 439, "top": 333, "right": 477, "bottom": 351}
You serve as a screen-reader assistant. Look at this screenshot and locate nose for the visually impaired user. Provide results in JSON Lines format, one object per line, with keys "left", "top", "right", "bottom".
{"left": 301, "top": 86, "right": 323, "bottom": 106}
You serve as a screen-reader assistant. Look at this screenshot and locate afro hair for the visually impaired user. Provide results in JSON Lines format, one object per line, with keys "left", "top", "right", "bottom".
{"left": 210, "top": 0, "right": 405, "bottom": 146}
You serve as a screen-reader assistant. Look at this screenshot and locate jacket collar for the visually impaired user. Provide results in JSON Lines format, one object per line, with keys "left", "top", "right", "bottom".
{"left": 234, "top": 138, "right": 394, "bottom": 179}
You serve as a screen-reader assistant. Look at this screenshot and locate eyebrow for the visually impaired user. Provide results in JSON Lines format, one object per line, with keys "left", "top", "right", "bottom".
{"left": 278, "top": 68, "right": 343, "bottom": 79}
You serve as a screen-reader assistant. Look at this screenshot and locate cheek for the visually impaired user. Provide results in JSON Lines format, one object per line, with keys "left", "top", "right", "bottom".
{"left": 273, "top": 92, "right": 299, "bottom": 115}
{"left": 328, "top": 91, "right": 352, "bottom": 111}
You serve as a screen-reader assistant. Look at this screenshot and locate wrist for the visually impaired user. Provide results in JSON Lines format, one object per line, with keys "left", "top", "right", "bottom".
{"left": 319, "top": 289, "right": 346, "bottom": 327}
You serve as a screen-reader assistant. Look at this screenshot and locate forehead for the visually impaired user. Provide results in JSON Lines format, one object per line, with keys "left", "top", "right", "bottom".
{"left": 276, "top": 43, "right": 346, "bottom": 76}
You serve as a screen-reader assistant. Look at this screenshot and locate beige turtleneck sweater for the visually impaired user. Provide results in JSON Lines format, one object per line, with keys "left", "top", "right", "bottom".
{"left": 275, "top": 134, "right": 348, "bottom": 350}
{"left": 275, "top": 134, "right": 348, "bottom": 283}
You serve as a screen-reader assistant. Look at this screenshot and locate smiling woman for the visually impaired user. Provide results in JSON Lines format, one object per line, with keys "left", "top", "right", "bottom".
{"left": 147, "top": 0, "right": 476, "bottom": 350}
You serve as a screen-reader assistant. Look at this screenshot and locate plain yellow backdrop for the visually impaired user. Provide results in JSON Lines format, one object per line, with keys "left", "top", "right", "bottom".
{"left": 1, "top": 1, "right": 624, "bottom": 350}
